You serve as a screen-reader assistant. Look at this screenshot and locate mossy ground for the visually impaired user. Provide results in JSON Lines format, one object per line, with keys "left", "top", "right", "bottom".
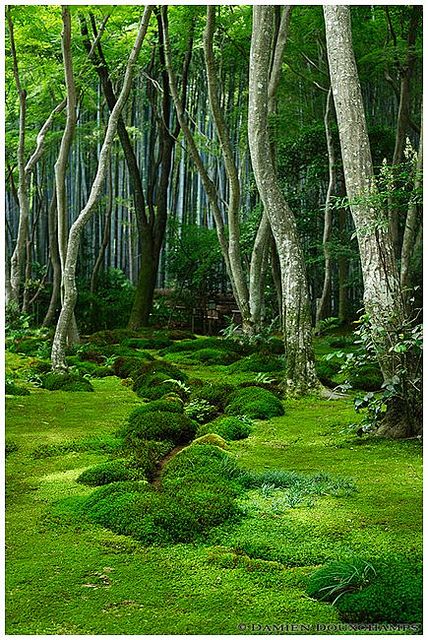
{"left": 5, "top": 342, "right": 422, "bottom": 635}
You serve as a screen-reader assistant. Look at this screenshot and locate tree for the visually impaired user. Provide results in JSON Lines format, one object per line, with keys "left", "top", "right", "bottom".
{"left": 248, "top": 5, "right": 318, "bottom": 394}
{"left": 6, "top": 6, "right": 65, "bottom": 307}
{"left": 51, "top": 6, "right": 153, "bottom": 371}
{"left": 324, "top": 5, "right": 421, "bottom": 437}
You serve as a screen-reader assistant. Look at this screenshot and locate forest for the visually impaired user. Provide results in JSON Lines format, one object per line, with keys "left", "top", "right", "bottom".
{"left": 5, "top": 3, "right": 422, "bottom": 635}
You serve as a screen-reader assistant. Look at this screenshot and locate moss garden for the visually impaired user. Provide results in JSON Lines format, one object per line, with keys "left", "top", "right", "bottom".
{"left": 5, "top": 329, "right": 422, "bottom": 635}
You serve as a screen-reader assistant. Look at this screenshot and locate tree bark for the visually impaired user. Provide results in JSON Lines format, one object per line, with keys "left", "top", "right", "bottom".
{"left": 400, "top": 107, "right": 423, "bottom": 303}
{"left": 51, "top": 7, "right": 153, "bottom": 371}
{"left": 248, "top": 6, "right": 318, "bottom": 394}
{"left": 316, "top": 87, "right": 336, "bottom": 327}
{"left": 324, "top": 6, "right": 420, "bottom": 437}
{"left": 42, "top": 193, "right": 62, "bottom": 327}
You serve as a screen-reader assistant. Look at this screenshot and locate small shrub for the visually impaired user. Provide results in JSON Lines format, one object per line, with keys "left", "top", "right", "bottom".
{"left": 123, "top": 410, "right": 197, "bottom": 445}
{"left": 5, "top": 380, "right": 30, "bottom": 396}
{"left": 76, "top": 460, "right": 140, "bottom": 486}
{"left": 347, "top": 364, "right": 383, "bottom": 391}
{"left": 229, "top": 354, "right": 283, "bottom": 373}
{"left": 197, "top": 416, "right": 252, "bottom": 441}
{"left": 225, "top": 386, "right": 284, "bottom": 420}
{"left": 39, "top": 372, "right": 94, "bottom": 392}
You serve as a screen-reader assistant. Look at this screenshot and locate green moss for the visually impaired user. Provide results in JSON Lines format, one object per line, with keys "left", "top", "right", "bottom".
{"left": 190, "top": 382, "right": 235, "bottom": 411}
{"left": 76, "top": 460, "right": 141, "bottom": 486}
{"left": 192, "top": 348, "right": 239, "bottom": 365}
{"left": 6, "top": 380, "right": 30, "bottom": 396}
{"left": 87, "top": 329, "right": 140, "bottom": 345}
{"left": 229, "top": 354, "right": 283, "bottom": 373}
{"left": 225, "top": 386, "right": 284, "bottom": 419}
{"left": 40, "top": 372, "right": 94, "bottom": 393}
{"left": 192, "top": 433, "right": 228, "bottom": 448}
{"left": 123, "top": 410, "right": 196, "bottom": 445}
{"left": 197, "top": 416, "right": 251, "bottom": 441}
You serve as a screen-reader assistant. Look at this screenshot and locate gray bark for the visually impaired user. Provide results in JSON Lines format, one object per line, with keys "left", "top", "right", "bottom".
{"left": 248, "top": 6, "right": 318, "bottom": 394}
{"left": 51, "top": 7, "right": 153, "bottom": 371}
{"left": 400, "top": 107, "right": 423, "bottom": 302}
{"left": 324, "top": 6, "right": 419, "bottom": 437}
{"left": 316, "top": 87, "right": 335, "bottom": 327}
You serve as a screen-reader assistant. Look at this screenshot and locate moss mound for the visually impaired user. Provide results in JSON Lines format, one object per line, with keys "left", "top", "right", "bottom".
{"left": 225, "top": 386, "right": 284, "bottom": 420}
{"left": 315, "top": 360, "right": 341, "bottom": 387}
{"left": 191, "top": 348, "right": 239, "bottom": 365}
{"left": 132, "top": 361, "right": 187, "bottom": 399}
{"left": 192, "top": 433, "right": 228, "bottom": 448}
{"left": 307, "top": 555, "right": 422, "bottom": 624}
{"left": 190, "top": 382, "right": 236, "bottom": 411}
{"left": 87, "top": 329, "right": 140, "bottom": 346}
{"left": 197, "top": 416, "right": 251, "bottom": 441}
{"left": 39, "top": 372, "right": 94, "bottom": 392}
{"left": 76, "top": 460, "right": 141, "bottom": 486}
{"left": 5, "top": 381, "right": 30, "bottom": 396}
{"left": 123, "top": 410, "right": 196, "bottom": 445}
{"left": 112, "top": 355, "right": 154, "bottom": 379}
{"left": 160, "top": 336, "right": 244, "bottom": 356}
{"left": 81, "top": 445, "right": 241, "bottom": 544}
{"left": 229, "top": 353, "right": 283, "bottom": 373}
{"left": 122, "top": 337, "right": 173, "bottom": 350}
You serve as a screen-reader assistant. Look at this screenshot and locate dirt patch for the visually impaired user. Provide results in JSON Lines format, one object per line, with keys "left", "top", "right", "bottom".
{"left": 151, "top": 444, "right": 186, "bottom": 489}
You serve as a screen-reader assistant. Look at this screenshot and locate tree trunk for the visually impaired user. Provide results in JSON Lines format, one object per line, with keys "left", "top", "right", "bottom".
{"left": 51, "top": 7, "right": 153, "bottom": 371}
{"left": 127, "top": 226, "right": 157, "bottom": 328}
{"left": 316, "top": 87, "right": 335, "bottom": 327}
{"left": 337, "top": 206, "right": 349, "bottom": 325}
{"left": 248, "top": 6, "right": 318, "bottom": 394}
{"left": 43, "top": 193, "right": 62, "bottom": 327}
{"left": 400, "top": 107, "right": 423, "bottom": 304}
{"left": 324, "top": 6, "right": 420, "bottom": 437}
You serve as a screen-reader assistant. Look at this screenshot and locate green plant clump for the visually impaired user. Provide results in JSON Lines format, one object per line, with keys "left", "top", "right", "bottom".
{"left": 190, "top": 382, "right": 236, "bottom": 411}
{"left": 76, "top": 460, "right": 141, "bottom": 487}
{"left": 225, "top": 386, "right": 284, "bottom": 420}
{"left": 191, "top": 348, "right": 239, "bottom": 365}
{"left": 5, "top": 380, "right": 30, "bottom": 396}
{"left": 197, "top": 416, "right": 251, "bottom": 441}
{"left": 229, "top": 354, "right": 283, "bottom": 373}
{"left": 123, "top": 410, "right": 196, "bottom": 445}
{"left": 39, "top": 372, "right": 94, "bottom": 392}
{"left": 315, "top": 360, "right": 341, "bottom": 387}
{"left": 307, "top": 555, "right": 422, "bottom": 624}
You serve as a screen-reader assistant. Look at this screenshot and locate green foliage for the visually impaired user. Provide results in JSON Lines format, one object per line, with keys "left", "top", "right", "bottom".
{"left": 128, "top": 440, "right": 175, "bottom": 480}
{"left": 32, "top": 434, "right": 123, "bottom": 458}
{"left": 307, "top": 558, "right": 377, "bottom": 604}
{"left": 308, "top": 555, "right": 422, "bottom": 624}
{"left": 161, "top": 336, "right": 242, "bottom": 356}
{"left": 76, "top": 460, "right": 141, "bottom": 487}
{"left": 347, "top": 363, "right": 383, "bottom": 391}
{"left": 112, "top": 355, "right": 153, "bottom": 379}
{"left": 184, "top": 399, "right": 217, "bottom": 423}
{"left": 190, "top": 382, "right": 236, "bottom": 411}
{"left": 315, "top": 360, "right": 341, "bottom": 387}
{"left": 128, "top": 398, "right": 184, "bottom": 417}
{"left": 197, "top": 416, "right": 252, "bottom": 441}
{"left": 191, "top": 348, "right": 239, "bottom": 365}
{"left": 225, "top": 387, "right": 284, "bottom": 420}
{"left": 192, "top": 433, "right": 228, "bottom": 448}
{"left": 76, "top": 270, "right": 136, "bottom": 333}
{"left": 229, "top": 353, "right": 283, "bottom": 373}
{"left": 123, "top": 410, "right": 196, "bottom": 445}
{"left": 121, "top": 337, "right": 173, "bottom": 350}
{"left": 5, "top": 379, "right": 30, "bottom": 396}
{"left": 87, "top": 328, "right": 140, "bottom": 346}
{"left": 5, "top": 440, "right": 19, "bottom": 457}
{"left": 132, "top": 361, "right": 188, "bottom": 399}
{"left": 39, "top": 372, "right": 94, "bottom": 392}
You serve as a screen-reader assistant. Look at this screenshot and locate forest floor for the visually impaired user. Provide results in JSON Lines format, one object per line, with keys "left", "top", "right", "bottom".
{"left": 5, "top": 339, "right": 422, "bottom": 635}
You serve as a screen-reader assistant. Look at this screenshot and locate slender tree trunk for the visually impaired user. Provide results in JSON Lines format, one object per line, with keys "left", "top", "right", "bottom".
{"left": 248, "top": 6, "right": 318, "bottom": 394}
{"left": 400, "top": 107, "right": 423, "bottom": 303}
{"left": 324, "top": 6, "right": 420, "bottom": 437}
{"left": 51, "top": 7, "right": 153, "bottom": 371}
{"left": 316, "top": 87, "right": 336, "bottom": 327}
{"left": 337, "top": 206, "right": 349, "bottom": 325}
{"left": 90, "top": 160, "right": 113, "bottom": 295}
{"left": 43, "top": 193, "right": 62, "bottom": 327}
{"left": 249, "top": 213, "right": 271, "bottom": 331}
